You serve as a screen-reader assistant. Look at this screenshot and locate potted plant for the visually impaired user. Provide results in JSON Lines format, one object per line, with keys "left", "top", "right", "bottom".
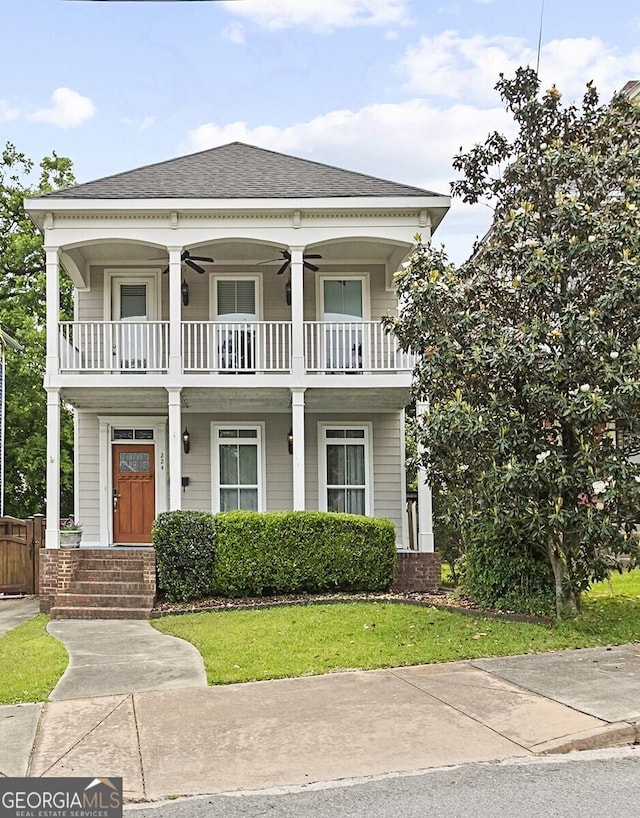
{"left": 60, "top": 517, "right": 83, "bottom": 548}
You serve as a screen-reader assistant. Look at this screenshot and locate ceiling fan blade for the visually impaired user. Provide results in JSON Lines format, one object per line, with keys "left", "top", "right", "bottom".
{"left": 161, "top": 265, "right": 169, "bottom": 275}
{"left": 304, "top": 262, "right": 320, "bottom": 273}
{"left": 188, "top": 254, "right": 214, "bottom": 263}
{"left": 303, "top": 254, "right": 322, "bottom": 260}
{"left": 187, "top": 259, "right": 206, "bottom": 274}
{"left": 277, "top": 261, "right": 290, "bottom": 276}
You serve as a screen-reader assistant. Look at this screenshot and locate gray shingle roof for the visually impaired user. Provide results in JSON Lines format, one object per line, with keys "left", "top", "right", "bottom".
{"left": 43, "top": 142, "right": 442, "bottom": 200}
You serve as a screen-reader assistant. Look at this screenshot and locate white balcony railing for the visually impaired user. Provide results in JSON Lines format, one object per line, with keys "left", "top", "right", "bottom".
{"left": 183, "top": 321, "right": 291, "bottom": 372}
{"left": 58, "top": 320, "right": 412, "bottom": 374}
{"left": 59, "top": 321, "right": 169, "bottom": 372}
{"left": 304, "top": 321, "right": 414, "bottom": 372}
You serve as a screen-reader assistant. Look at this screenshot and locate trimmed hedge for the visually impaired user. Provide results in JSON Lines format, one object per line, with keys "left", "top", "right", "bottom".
{"left": 213, "top": 511, "right": 397, "bottom": 598}
{"left": 463, "top": 529, "right": 555, "bottom": 616}
{"left": 152, "top": 510, "right": 217, "bottom": 601}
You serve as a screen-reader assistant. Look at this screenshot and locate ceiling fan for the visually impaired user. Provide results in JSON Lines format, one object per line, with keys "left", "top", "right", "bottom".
{"left": 260, "top": 250, "right": 322, "bottom": 276}
{"left": 149, "top": 250, "right": 214, "bottom": 274}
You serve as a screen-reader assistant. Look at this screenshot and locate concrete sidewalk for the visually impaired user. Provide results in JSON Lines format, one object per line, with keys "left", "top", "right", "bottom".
{"left": 1, "top": 606, "right": 638, "bottom": 802}
{"left": 9, "top": 630, "right": 640, "bottom": 802}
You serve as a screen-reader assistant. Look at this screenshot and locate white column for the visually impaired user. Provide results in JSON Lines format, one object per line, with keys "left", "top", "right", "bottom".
{"left": 168, "top": 246, "right": 183, "bottom": 377}
{"left": 399, "top": 408, "right": 409, "bottom": 549}
{"left": 45, "top": 388, "right": 61, "bottom": 548}
{"left": 290, "top": 246, "right": 305, "bottom": 378}
{"left": 416, "top": 401, "right": 435, "bottom": 552}
{"left": 291, "top": 387, "right": 306, "bottom": 510}
{"left": 167, "top": 388, "right": 182, "bottom": 510}
{"left": 45, "top": 247, "right": 60, "bottom": 376}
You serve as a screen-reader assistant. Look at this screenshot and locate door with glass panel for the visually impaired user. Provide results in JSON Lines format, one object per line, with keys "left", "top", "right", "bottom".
{"left": 322, "top": 279, "right": 364, "bottom": 371}
{"left": 111, "top": 278, "right": 154, "bottom": 371}
{"left": 214, "top": 427, "right": 262, "bottom": 511}
{"left": 324, "top": 428, "right": 368, "bottom": 515}
{"left": 112, "top": 444, "right": 155, "bottom": 543}
{"left": 214, "top": 279, "right": 257, "bottom": 371}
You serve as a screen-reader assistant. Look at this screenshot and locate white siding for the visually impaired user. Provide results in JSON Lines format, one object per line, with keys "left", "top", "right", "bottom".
{"left": 75, "top": 412, "right": 101, "bottom": 540}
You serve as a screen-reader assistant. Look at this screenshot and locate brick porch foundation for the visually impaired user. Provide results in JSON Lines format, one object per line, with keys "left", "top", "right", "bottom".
{"left": 39, "top": 548, "right": 156, "bottom": 619}
{"left": 393, "top": 551, "right": 441, "bottom": 593}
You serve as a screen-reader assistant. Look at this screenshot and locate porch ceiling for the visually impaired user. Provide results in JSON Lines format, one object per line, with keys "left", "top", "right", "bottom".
{"left": 61, "top": 387, "right": 169, "bottom": 411}
{"left": 69, "top": 236, "right": 410, "bottom": 269}
{"left": 61, "top": 385, "right": 410, "bottom": 414}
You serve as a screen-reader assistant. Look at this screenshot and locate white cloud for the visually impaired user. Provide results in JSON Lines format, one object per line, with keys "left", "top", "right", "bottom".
{"left": 399, "top": 32, "right": 640, "bottom": 104}
{"left": 179, "top": 32, "right": 640, "bottom": 264}
{"left": 29, "top": 87, "right": 96, "bottom": 129}
{"left": 181, "top": 99, "right": 513, "bottom": 264}
{"left": 222, "top": 23, "right": 247, "bottom": 45}
{"left": 139, "top": 116, "right": 155, "bottom": 132}
{"left": 221, "top": 0, "right": 410, "bottom": 31}
{"left": 0, "top": 100, "right": 20, "bottom": 121}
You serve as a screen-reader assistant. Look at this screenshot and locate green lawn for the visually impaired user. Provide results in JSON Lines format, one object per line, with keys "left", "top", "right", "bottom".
{"left": 588, "top": 566, "right": 640, "bottom": 598}
{"left": 0, "top": 614, "right": 68, "bottom": 705}
{"left": 0, "top": 571, "right": 638, "bottom": 703}
{"left": 152, "top": 569, "right": 640, "bottom": 686}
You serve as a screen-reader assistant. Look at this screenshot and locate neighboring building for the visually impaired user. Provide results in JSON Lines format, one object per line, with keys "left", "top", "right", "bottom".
{"left": 622, "top": 80, "right": 640, "bottom": 100}
{"left": 25, "top": 143, "right": 449, "bottom": 614}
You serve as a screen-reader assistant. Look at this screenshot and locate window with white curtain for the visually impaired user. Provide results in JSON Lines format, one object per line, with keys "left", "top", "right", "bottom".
{"left": 211, "top": 425, "right": 263, "bottom": 512}
{"left": 319, "top": 424, "right": 372, "bottom": 516}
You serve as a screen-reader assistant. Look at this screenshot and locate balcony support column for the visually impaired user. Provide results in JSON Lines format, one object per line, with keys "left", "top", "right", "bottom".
{"left": 45, "top": 247, "right": 60, "bottom": 376}
{"left": 45, "top": 388, "right": 60, "bottom": 548}
{"left": 291, "top": 387, "right": 306, "bottom": 510}
{"left": 167, "top": 388, "right": 182, "bottom": 510}
{"left": 290, "top": 246, "right": 305, "bottom": 378}
{"left": 416, "top": 400, "right": 435, "bottom": 552}
{"left": 168, "top": 246, "right": 182, "bottom": 376}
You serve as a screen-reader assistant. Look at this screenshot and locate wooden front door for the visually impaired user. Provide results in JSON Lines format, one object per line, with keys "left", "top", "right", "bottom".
{"left": 112, "top": 444, "right": 155, "bottom": 543}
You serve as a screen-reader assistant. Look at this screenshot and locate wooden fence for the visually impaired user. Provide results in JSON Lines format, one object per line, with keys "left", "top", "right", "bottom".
{"left": 0, "top": 515, "right": 45, "bottom": 595}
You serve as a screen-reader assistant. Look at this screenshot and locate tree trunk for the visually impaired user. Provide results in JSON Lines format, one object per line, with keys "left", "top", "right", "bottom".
{"left": 548, "top": 538, "right": 579, "bottom": 620}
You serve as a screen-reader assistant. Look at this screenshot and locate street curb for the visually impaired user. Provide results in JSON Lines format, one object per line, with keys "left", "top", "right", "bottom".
{"left": 531, "top": 720, "right": 640, "bottom": 755}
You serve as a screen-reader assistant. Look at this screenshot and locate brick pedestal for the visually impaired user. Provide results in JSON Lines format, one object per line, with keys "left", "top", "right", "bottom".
{"left": 393, "top": 551, "right": 441, "bottom": 593}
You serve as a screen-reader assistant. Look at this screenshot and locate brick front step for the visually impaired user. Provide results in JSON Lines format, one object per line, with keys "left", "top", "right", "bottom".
{"left": 53, "top": 592, "right": 154, "bottom": 609}
{"left": 72, "top": 557, "right": 150, "bottom": 572}
{"left": 67, "top": 581, "right": 154, "bottom": 595}
{"left": 50, "top": 606, "right": 153, "bottom": 620}
{"left": 69, "top": 569, "right": 149, "bottom": 583}
{"left": 40, "top": 548, "right": 157, "bottom": 619}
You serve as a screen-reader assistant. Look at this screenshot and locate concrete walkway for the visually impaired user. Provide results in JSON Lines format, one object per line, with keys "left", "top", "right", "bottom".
{"left": 1, "top": 607, "right": 639, "bottom": 803}
{"left": 0, "top": 596, "right": 39, "bottom": 636}
{"left": 46, "top": 620, "right": 207, "bottom": 700}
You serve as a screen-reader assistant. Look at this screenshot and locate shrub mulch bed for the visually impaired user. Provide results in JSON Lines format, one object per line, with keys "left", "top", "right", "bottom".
{"left": 151, "top": 589, "right": 551, "bottom": 624}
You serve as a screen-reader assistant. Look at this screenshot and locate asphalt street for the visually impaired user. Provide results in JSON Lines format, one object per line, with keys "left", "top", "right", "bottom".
{"left": 125, "top": 748, "right": 640, "bottom": 818}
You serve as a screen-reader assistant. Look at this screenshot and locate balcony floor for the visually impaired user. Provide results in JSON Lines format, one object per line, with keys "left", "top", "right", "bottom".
{"left": 60, "top": 382, "right": 411, "bottom": 413}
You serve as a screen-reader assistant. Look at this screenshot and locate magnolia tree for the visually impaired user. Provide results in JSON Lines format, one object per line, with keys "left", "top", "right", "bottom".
{"left": 387, "top": 68, "right": 640, "bottom": 618}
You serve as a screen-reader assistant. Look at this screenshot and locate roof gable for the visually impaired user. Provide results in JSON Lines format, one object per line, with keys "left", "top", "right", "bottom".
{"left": 43, "top": 142, "right": 442, "bottom": 201}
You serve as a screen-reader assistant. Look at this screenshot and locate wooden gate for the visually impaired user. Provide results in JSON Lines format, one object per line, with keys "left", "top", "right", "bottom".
{"left": 0, "top": 515, "right": 45, "bottom": 595}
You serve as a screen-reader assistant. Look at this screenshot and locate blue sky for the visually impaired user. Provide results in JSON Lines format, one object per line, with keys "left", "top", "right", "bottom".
{"left": 3, "top": 0, "right": 639, "bottom": 262}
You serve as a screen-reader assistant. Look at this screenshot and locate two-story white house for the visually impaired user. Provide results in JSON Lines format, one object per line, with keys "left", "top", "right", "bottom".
{"left": 26, "top": 143, "right": 449, "bottom": 616}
